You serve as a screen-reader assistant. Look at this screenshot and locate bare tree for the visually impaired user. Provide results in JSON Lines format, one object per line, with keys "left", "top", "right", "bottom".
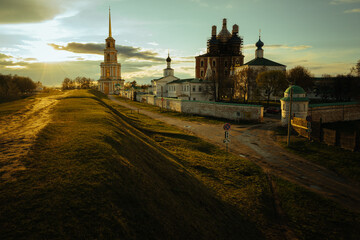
{"left": 287, "top": 66, "right": 313, "bottom": 91}
{"left": 350, "top": 59, "right": 360, "bottom": 77}
{"left": 256, "top": 70, "right": 287, "bottom": 107}
{"left": 232, "top": 67, "right": 256, "bottom": 103}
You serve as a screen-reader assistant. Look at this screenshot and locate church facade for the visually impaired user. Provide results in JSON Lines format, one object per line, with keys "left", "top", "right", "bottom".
{"left": 98, "top": 9, "right": 124, "bottom": 95}
{"left": 150, "top": 53, "right": 179, "bottom": 97}
{"left": 195, "top": 18, "right": 244, "bottom": 100}
{"left": 233, "top": 36, "right": 286, "bottom": 101}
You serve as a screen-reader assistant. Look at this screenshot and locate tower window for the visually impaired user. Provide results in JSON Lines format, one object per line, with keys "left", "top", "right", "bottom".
{"left": 201, "top": 70, "right": 204, "bottom": 77}
{"left": 107, "top": 54, "right": 110, "bottom": 62}
{"left": 224, "top": 61, "right": 228, "bottom": 67}
{"left": 212, "top": 70, "right": 215, "bottom": 76}
{"left": 212, "top": 61, "right": 216, "bottom": 67}
{"left": 201, "top": 60, "right": 204, "bottom": 67}
{"left": 107, "top": 42, "right": 110, "bottom": 48}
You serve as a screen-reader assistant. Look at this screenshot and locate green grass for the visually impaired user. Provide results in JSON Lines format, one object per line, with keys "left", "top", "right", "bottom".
{"left": 275, "top": 126, "right": 360, "bottom": 182}
{"left": 274, "top": 177, "right": 360, "bottom": 240}
{"left": 1, "top": 90, "right": 359, "bottom": 239}
{"left": 0, "top": 96, "right": 36, "bottom": 117}
{"left": 0, "top": 89, "right": 63, "bottom": 117}
{"left": 114, "top": 96, "right": 254, "bottom": 125}
{"left": 0, "top": 90, "right": 264, "bottom": 239}
{"left": 110, "top": 94, "right": 360, "bottom": 239}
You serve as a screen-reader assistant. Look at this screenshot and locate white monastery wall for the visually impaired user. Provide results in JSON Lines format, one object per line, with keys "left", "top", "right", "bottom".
{"left": 129, "top": 94, "right": 263, "bottom": 122}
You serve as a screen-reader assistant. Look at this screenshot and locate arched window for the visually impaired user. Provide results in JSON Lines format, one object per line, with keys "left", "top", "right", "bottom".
{"left": 107, "top": 54, "right": 110, "bottom": 62}
{"left": 201, "top": 60, "right": 204, "bottom": 67}
{"left": 201, "top": 71, "right": 204, "bottom": 77}
{"left": 212, "top": 60, "right": 216, "bottom": 67}
{"left": 107, "top": 42, "right": 110, "bottom": 48}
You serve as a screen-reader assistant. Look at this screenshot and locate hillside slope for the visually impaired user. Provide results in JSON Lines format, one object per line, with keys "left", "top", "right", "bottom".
{"left": 0, "top": 90, "right": 265, "bottom": 239}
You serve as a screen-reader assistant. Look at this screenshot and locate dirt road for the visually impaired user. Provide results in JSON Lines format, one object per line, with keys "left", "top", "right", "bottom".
{"left": 109, "top": 96, "right": 360, "bottom": 213}
{"left": 0, "top": 94, "right": 62, "bottom": 181}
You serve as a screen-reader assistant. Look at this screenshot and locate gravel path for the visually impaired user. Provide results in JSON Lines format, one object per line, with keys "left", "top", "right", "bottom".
{"left": 109, "top": 96, "right": 360, "bottom": 213}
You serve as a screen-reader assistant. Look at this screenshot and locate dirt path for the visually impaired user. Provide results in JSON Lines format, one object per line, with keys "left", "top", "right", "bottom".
{"left": 0, "top": 94, "right": 63, "bottom": 182}
{"left": 109, "top": 96, "right": 360, "bottom": 213}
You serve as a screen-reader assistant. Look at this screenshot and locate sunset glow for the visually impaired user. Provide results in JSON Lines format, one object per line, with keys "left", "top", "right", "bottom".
{"left": 0, "top": 0, "right": 359, "bottom": 86}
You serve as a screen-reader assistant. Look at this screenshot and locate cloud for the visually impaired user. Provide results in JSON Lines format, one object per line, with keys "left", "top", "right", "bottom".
{"left": 330, "top": 0, "right": 360, "bottom": 4}
{"left": 0, "top": 53, "right": 12, "bottom": 60}
{"left": 243, "top": 44, "right": 311, "bottom": 50}
{"left": 190, "top": 0, "right": 209, "bottom": 7}
{"left": 49, "top": 42, "right": 164, "bottom": 62}
{"left": 344, "top": 8, "right": 360, "bottom": 13}
{"left": 0, "top": 52, "right": 167, "bottom": 86}
{"left": 147, "top": 42, "right": 159, "bottom": 46}
{"left": 0, "top": 0, "right": 74, "bottom": 24}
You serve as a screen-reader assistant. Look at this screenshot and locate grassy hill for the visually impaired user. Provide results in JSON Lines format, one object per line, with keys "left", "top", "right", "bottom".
{"left": 0, "top": 89, "right": 359, "bottom": 239}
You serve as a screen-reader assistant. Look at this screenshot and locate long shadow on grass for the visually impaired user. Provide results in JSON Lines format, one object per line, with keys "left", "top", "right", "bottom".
{"left": 87, "top": 91, "right": 272, "bottom": 238}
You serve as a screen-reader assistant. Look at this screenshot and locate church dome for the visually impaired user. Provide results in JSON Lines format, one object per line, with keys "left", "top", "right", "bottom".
{"left": 166, "top": 55, "right": 171, "bottom": 62}
{"left": 256, "top": 38, "right": 264, "bottom": 49}
{"left": 217, "top": 18, "right": 232, "bottom": 42}
{"left": 229, "top": 35, "right": 241, "bottom": 44}
{"left": 209, "top": 36, "right": 219, "bottom": 44}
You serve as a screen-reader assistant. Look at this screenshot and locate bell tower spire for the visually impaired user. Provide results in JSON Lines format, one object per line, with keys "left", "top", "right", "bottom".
{"left": 109, "top": 7, "right": 112, "bottom": 38}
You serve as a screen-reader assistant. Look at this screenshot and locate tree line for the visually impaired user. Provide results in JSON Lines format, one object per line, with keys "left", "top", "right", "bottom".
{"left": 224, "top": 59, "right": 360, "bottom": 105}
{"left": 62, "top": 77, "right": 96, "bottom": 90}
{"left": 0, "top": 74, "right": 38, "bottom": 100}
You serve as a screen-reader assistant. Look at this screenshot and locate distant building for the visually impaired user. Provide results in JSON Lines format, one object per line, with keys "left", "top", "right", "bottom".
{"left": 195, "top": 18, "right": 244, "bottom": 100}
{"left": 148, "top": 54, "right": 213, "bottom": 101}
{"left": 150, "top": 53, "right": 179, "bottom": 97}
{"left": 240, "top": 36, "right": 286, "bottom": 72}
{"left": 98, "top": 8, "right": 124, "bottom": 95}
{"left": 167, "top": 78, "right": 213, "bottom": 101}
{"left": 233, "top": 36, "right": 286, "bottom": 101}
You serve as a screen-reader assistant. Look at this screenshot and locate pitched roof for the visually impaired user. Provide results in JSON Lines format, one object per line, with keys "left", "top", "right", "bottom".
{"left": 167, "top": 78, "right": 212, "bottom": 84}
{"left": 244, "top": 57, "right": 285, "bottom": 67}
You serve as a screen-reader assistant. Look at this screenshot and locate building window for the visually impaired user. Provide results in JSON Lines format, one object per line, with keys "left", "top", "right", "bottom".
{"left": 193, "top": 87, "right": 195, "bottom": 92}
{"left": 225, "top": 70, "right": 228, "bottom": 76}
{"left": 193, "top": 98, "right": 196, "bottom": 101}
{"left": 107, "top": 42, "right": 110, "bottom": 48}
{"left": 201, "top": 60, "right": 204, "bottom": 67}
{"left": 199, "top": 86, "right": 202, "bottom": 92}
{"left": 224, "top": 61, "right": 228, "bottom": 67}
{"left": 201, "top": 71, "right": 204, "bottom": 77}
{"left": 212, "top": 70, "right": 215, "bottom": 76}
{"left": 212, "top": 60, "right": 216, "bottom": 67}
{"left": 107, "top": 54, "right": 110, "bottom": 62}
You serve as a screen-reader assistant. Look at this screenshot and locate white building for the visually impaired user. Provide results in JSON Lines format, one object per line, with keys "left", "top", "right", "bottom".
{"left": 167, "top": 78, "right": 213, "bottom": 101}
{"left": 98, "top": 9, "right": 124, "bottom": 94}
{"left": 281, "top": 85, "right": 309, "bottom": 125}
{"left": 236, "top": 36, "right": 286, "bottom": 73}
{"left": 150, "top": 53, "right": 179, "bottom": 97}
{"left": 233, "top": 36, "right": 286, "bottom": 101}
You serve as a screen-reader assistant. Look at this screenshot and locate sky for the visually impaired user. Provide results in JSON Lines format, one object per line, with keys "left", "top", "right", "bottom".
{"left": 0, "top": 0, "right": 359, "bottom": 87}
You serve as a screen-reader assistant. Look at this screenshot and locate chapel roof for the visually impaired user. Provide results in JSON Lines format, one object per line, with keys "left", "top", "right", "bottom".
{"left": 244, "top": 57, "right": 285, "bottom": 67}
